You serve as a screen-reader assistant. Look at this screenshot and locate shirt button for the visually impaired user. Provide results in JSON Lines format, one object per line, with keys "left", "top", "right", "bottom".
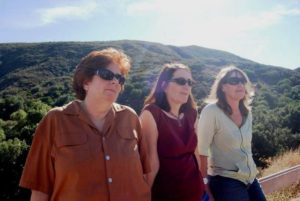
{"left": 108, "top": 178, "right": 112, "bottom": 183}
{"left": 105, "top": 155, "right": 110, "bottom": 160}
{"left": 102, "top": 137, "right": 106, "bottom": 141}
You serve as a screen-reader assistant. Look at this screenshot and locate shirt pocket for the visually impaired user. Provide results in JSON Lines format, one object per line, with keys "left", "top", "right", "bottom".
{"left": 55, "top": 132, "right": 90, "bottom": 167}
{"left": 116, "top": 126, "right": 140, "bottom": 158}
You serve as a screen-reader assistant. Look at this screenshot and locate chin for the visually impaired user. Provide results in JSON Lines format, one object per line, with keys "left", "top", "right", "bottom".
{"left": 179, "top": 98, "right": 189, "bottom": 104}
{"left": 104, "top": 95, "right": 118, "bottom": 103}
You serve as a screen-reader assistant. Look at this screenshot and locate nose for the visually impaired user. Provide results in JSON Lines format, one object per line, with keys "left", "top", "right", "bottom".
{"left": 237, "top": 81, "right": 244, "bottom": 86}
{"left": 110, "top": 76, "right": 118, "bottom": 84}
{"left": 182, "top": 85, "right": 191, "bottom": 93}
{"left": 183, "top": 84, "right": 190, "bottom": 88}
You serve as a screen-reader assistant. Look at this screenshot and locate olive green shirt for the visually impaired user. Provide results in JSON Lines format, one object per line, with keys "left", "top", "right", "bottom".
{"left": 197, "top": 103, "right": 258, "bottom": 184}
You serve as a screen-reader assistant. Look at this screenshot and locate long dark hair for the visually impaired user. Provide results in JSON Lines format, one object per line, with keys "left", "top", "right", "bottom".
{"left": 144, "top": 63, "right": 197, "bottom": 113}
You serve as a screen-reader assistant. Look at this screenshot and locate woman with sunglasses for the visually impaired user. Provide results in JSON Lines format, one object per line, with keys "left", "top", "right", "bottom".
{"left": 140, "top": 63, "right": 205, "bottom": 201}
{"left": 20, "top": 48, "right": 151, "bottom": 201}
{"left": 197, "top": 66, "right": 266, "bottom": 201}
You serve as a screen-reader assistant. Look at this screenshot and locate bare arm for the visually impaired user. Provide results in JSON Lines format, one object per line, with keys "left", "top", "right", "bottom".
{"left": 194, "top": 117, "right": 202, "bottom": 173}
{"left": 195, "top": 113, "right": 215, "bottom": 200}
{"left": 199, "top": 155, "right": 208, "bottom": 178}
{"left": 30, "top": 190, "right": 49, "bottom": 201}
{"left": 140, "top": 110, "right": 159, "bottom": 187}
{"left": 199, "top": 155, "right": 215, "bottom": 201}
{"left": 194, "top": 148, "right": 202, "bottom": 172}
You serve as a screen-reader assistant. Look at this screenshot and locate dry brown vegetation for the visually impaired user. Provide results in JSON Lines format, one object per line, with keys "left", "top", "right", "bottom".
{"left": 260, "top": 148, "right": 300, "bottom": 201}
{"left": 261, "top": 148, "right": 300, "bottom": 177}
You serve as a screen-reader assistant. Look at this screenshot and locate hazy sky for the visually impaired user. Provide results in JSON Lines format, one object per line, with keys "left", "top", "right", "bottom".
{"left": 1, "top": 0, "right": 300, "bottom": 69}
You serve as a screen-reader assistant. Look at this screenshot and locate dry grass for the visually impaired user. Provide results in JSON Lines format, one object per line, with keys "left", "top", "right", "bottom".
{"left": 261, "top": 148, "right": 300, "bottom": 177}
{"left": 260, "top": 148, "right": 300, "bottom": 201}
{"left": 265, "top": 181, "right": 300, "bottom": 201}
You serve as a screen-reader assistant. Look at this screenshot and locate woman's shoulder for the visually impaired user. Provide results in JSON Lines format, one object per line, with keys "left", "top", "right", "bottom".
{"left": 142, "top": 103, "right": 161, "bottom": 114}
{"left": 41, "top": 102, "right": 70, "bottom": 120}
{"left": 143, "top": 103, "right": 159, "bottom": 110}
{"left": 185, "top": 108, "right": 197, "bottom": 119}
{"left": 113, "top": 103, "right": 138, "bottom": 117}
{"left": 198, "top": 103, "right": 222, "bottom": 121}
{"left": 47, "top": 100, "right": 79, "bottom": 116}
{"left": 246, "top": 110, "right": 253, "bottom": 121}
{"left": 141, "top": 104, "right": 163, "bottom": 123}
{"left": 33, "top": 102, "right": 77, "bottom": 133}
{"left": 112, "top": 103, "right": 141, "bottom": 128}
{"left": 201, "top": 102, "right": 220, "bottom": 113}
{"left": 41, "top": 101, "right": 91, "bottom": 123}
{"left": 180, "top": 108, "right": 197, "bottom": 125}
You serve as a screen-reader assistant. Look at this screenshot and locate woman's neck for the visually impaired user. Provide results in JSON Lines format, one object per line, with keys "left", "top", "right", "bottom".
{"left": 226, "top": 98, "right": 240, "bottom": 114}
{"left": 82, "top": 98, "right": 112, "bottom": 121}
{"left": 169, "top": 103, "right": 181, "bottom": 117}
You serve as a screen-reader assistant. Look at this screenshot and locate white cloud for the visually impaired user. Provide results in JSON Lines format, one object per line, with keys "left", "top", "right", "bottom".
{"left": 124, "top": 1, "right": 300, "bottom": 68}
{"left": 125, "top": 1, "right": 300, "bottom": 46}
{"left": 126, "top": 1, "right": 156, "bottom": 15}
{"left": 37, "top": 1, "right": 99, "bottom": 25}
{"left": 249, "top": 5, "right": 300, "bottom": 28}
{"left": 126, "top": 0, "right": 228, "bottom": 15}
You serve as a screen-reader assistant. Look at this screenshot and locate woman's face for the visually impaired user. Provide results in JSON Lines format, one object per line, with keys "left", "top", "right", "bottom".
{"left": 222, "top": 71, "right": 246, "bottom": 102}
{"left": 164, "top": 68, "right": 193, "bottom": 105}
{"left": 84, "top": 62, "right": 123, "bottom": 104}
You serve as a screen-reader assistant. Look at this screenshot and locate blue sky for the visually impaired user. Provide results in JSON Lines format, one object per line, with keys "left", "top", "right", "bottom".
{"left": 1, "top": 0, "right": 300, "bottom": 69}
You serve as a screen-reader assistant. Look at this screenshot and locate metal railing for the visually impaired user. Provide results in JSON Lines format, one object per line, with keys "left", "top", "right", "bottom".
{"left": 259, "top": 164, "right": 300, "bottom": 194}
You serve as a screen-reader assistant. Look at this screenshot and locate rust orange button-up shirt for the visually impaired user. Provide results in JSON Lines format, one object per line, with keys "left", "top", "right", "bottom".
{"left": 20, "top": 100, "right": 151, "bottom": 201}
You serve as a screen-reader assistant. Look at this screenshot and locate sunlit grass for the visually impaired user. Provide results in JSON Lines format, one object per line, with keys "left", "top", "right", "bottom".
{"left": 260, "top": 148, "right": 300, "bottom": 201}
{"left": 265, "top": 181, "right": 300, "bottom": 201}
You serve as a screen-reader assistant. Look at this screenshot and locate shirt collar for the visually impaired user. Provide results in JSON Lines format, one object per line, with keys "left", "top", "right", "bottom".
{"left": 62, "top": 100, "right": 126, "bottom": 133}
{"left": 62, "top": 100, "right": 126, "bottom": 115}
{"left": 62, "top": 100, "right": 82, "bottom": 115}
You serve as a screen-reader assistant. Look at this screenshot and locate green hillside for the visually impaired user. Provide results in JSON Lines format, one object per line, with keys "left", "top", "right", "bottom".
{"left": 0, "top": 40, "right": 299, "bottom": 200}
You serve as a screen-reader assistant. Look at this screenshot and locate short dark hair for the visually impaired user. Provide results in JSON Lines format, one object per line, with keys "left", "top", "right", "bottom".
{"left": 73, "top": 48, "right": 131, "bottom": 100}
{"left": 144, "top": 63, "right": 197, "bottom": 113}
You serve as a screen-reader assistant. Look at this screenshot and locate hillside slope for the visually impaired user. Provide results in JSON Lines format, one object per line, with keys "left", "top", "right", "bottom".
{"left": 0, "top": 40, "right": 299, "bottom": 201}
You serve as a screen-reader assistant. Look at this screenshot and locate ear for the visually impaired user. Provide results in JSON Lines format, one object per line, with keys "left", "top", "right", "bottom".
{"left": 83, "top": 80, "right": 90, "bottom": 91}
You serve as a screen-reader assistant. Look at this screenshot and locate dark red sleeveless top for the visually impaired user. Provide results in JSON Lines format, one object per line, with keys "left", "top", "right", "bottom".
{"left": 144, "top": 104, "right": 205, "bottom": 201}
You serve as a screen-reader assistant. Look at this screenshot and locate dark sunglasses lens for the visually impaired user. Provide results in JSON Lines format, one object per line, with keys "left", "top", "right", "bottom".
{"left": 227, "top": 77, "right": 246, "bottom": 85}
{"left": 228, "top": 78, "right": 239, "bottom": 85}
{"left": 97, "top": 69, "right": 125, "bottom": 85}
{"left": 172, "top": 78, "right": 193, "bottom": 86}
{"left": 98, "top": 69, "right": 114, "bottom": 80}
{"left": 115, "top": 74, "right": 125, "bottom": 85}
{"left": 174, "top": 78, "right": 187, "bottom": 85}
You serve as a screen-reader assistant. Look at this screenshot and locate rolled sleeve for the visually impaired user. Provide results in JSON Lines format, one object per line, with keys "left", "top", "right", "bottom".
{"left": 197, "top": 105, "right": 216, "bottom": 156}
{"left": 19, "top": 111, "right": 56, "bottom": 194}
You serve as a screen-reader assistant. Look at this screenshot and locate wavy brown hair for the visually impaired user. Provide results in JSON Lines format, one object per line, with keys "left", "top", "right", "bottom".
{"left": 205, "top": 66, "right": 254, "bottom": 116}
{"left": 144, "top": 63, "right": 197, "bottom": 113}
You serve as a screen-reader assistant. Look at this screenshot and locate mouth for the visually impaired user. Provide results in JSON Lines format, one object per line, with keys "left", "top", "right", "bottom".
{"left": 236, "top": 88, "right": 244, "bottom": 91}
{"left": 236, "top": 90, "right": 245, "bottom": 93}
{"left": 180, "top": 92, "right": 189, "bottom": 96}
{"left": 105, "top": 89, "right": 117, "bottom": 94}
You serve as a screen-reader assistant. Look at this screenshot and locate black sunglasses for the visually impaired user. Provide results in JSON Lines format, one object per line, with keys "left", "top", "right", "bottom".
{"left": 224, "top": 77, "right": 246, "bottom": 85}
{"left": 170, "top": 77, "right": 194, "bottom": 87}
{"left": 96, "top": 68, "right": 125, "bottom": 85}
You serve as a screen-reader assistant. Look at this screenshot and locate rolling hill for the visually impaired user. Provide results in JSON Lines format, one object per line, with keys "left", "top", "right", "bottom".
{"left": 0, "top": 40, "right": 299, "bottom": 200}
